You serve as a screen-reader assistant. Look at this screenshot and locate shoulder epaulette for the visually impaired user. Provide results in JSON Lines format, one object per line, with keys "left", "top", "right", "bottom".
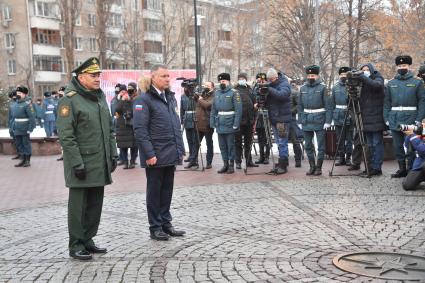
{"left": 66, "top": 91, "right": 77, "bottom": 97}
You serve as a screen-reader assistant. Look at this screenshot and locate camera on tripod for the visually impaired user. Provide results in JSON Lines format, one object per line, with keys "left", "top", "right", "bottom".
{"left": 178, "top": 77, "right": 198, "bottom": 98}
{"left": 255, "top": 82, "right": 270, "bottom": 107}
{"left": 398, "top": 124, "right": 424, "bottom": 135}
{"left": 346, "top": 70, "right": 364, "bottom": 100}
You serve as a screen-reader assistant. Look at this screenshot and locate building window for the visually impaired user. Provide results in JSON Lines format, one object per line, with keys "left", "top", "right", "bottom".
{"left": 218, "top": 47, "right": 232, "bottom": 59}
{"left": 144, "top": 40, "right": 162, "bottom": 54}
{"left": 2, "top": 5, "right": 12, "bottom": 21}
{"left": 32, "top": 29, "right": 60, "bottom": 46}
{"left": 132, "top": 0, "right": 139, "bottom": 10}
{"left": 75, "top": 14, "right": 81, "bottom": 26}
{"left": 88, "top": 0, "right": 95, "bottom": 3}
{"left": 107, "top": 37, "right": 118, "bottom": 50}
{"left": 35, "top": 1, "right": 58, "bottom": 18}
{"left": 60, "top": 35, "right": 65, "bottom": 48}
{"left": 116, "top": 0, "right": 124, "bottom": 7}
{"left": 107, "top": 62, "right": 116, "bottom": 69}
{"left": 218, "top": 30, "right": 231, "bottom": 41}
{"left": 108, "top": 13, "right": 122, "bottom": 27}
{"left": 88, "top": 14, "right": 96, "bottom": 27}
{"left": 33, "top": 55, "right": 62, "bottom": 72}
{"left": 7, "top": 59, "right": 16, "bottom": 75}
{"left": 144, "top": 0, "right": 162, "bottom": 10}
{"left": 89, "top": 38, "right": 97, "bottom": 52}
{"left": 5, "top": 33, "right": 15, "bottom": 49}
{"left": 74, "top": 37, "right": 82, "bottom": 50}
{"left": 144, "top": 18, "right": 162, "bottom": 33}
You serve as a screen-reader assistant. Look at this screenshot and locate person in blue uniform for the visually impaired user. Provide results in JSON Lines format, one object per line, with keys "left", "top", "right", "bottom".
{"left": 384, "top": 55, "right": 425, "bottom": 178}
{"left": 11, "top": 86, "right": 36, "bottom": 167}
{"left": 210, "top": 73, "right": 242, "bottom": 174}
{"left": 33, "top": 98, "right": 44, "bottom": 128}
{"left": 298, "top": 65, "right": 333, "bottom": 176}
{"left": 8, "top": 90, "right": 20, "bottom": 160}
{"left": 43, "top": 91, "right": 57, "bottom": 137}
{"left": 331, "top": 67, "right": 353, "bottom": 166}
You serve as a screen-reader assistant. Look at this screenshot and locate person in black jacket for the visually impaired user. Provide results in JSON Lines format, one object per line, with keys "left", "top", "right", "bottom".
{"left": 133, "top": 64, "right": 185, "bottom": 241}
{"left": 234, "top": 73, "right": 258, "bottom": 169}
{"left": 115, "top": 85, "right": 137, "bottom": 169}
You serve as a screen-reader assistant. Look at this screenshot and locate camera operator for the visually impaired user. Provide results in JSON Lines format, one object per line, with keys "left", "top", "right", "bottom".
{"left": 384, "top": 55, "right": 425, "bottom": 178}
{"left": 299, "top": 65, "right": 332, "bottom": 176}
{"left": 253, "top": 73, "right": 270, "bottom": 165}
{"left": 401, "top": 122, "right": 425, "bottom": 190}
{"left": 234, "top": 73, "right": 258, "bottom": 169}
{"left": 115, "top": 85, "right": 137, "bottom": 169}
{"left": 180, "top": 85, "right": 198, "bottom": 169}
{"left": 210, "top": 73, "right": 242, "bottom": 174}
{"left": 261, "top": 68, "right": 292, "bottom": 174}
{"left": 193, "top": 81, "right": 215, "bottom": 169}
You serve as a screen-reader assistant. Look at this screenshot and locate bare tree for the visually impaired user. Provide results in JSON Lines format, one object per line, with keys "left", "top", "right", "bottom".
{"left": 96, "top": 0, "right": 114, "bottom": 68}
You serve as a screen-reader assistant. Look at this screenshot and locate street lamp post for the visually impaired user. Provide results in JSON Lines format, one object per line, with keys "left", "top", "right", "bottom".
{"left": 193, "top": 0, "right": 202, "bottom": 85}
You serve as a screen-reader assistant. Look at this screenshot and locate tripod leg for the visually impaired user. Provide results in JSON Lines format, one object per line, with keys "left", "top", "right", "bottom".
{"left": 330, "top": 108, "right": 351, "bottom": 176}
{"left": 244, "top": 112, "right": 260, "bottom": 174}
{"left": 263, "top": 112, "right": 276, "bottom": 173}
{"left": 353, "top": 99, "right": 370, "bottom": 177}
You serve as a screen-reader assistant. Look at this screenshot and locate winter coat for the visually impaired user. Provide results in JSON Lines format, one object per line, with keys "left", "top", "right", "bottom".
{"left": 210, "top": 85, "right": 243, "bottom": 134}
{"left": 133, "top": 86, "right": 184, "bottom": 168}
{"left": 234, "top": 84, "right": 255, "bottom": 126}
{"left": 265, "top": 75, "right": 292, "bottom": 125}
{"left": 331, "top": 80, "right": 351, "bottom": 126}
{"left": 11, "top": 97, "right": 36, "bottom": 136}
{"left": 56, "top": 77, "right": 118, "bottom": 188}
{"left": 195, "top": 91, "right": 214, "bottom": 133}
{"left": 115, "top": 99, "right": 136, "bottom": 148}
{"left": 180, "top": 94, "right": 197, "bottom": 129}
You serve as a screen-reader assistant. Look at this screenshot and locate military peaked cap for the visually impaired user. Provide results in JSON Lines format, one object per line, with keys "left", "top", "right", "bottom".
{"left": 72, "top": 57, "right": 102, "bottom": 76}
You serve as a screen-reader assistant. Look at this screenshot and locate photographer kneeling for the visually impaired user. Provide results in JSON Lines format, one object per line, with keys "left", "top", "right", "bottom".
{"left": 402, "top": 122, "right": 425, "bottom": 190}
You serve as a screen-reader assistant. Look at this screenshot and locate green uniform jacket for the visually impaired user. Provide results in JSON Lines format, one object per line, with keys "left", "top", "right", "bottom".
{"left": 56, "top": 77, "right": 117, "bottom": 188}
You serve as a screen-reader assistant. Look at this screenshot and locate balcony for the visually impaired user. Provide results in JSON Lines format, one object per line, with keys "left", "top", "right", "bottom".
{"left": 144, "top": 32, "right": 162, "bottom": 42}
{"left": 30, "top": 17, "right": 59, "bottom": 30}
{"left": 33, "top": 44, "right": 60, "bottom": 56}
{"left": 34, "top": 71, "right": 61, "bottom": 82}
{"left": 144, "top": 53, "right": 163, "bottom": 63}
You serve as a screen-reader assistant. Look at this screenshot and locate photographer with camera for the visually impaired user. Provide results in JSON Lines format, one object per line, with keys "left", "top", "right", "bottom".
{"left": 332, "top": 67, "right": 353, "bottom": 167}
{"left": 210, "top": 73, "right": 242, "bottom": 174}
{"left": 180, "top": 83, "right": 199, "bottom": 169}
{"left": 234, "top": 73, "right": 257, "bottom": 169}
{"left": 401, "top": 122, "right": 425, "bottom": 190}
{"left": 115, "top": 84, "right": 137, "bottom": 169}
{"left": 384, "top": 55, "right": 425, "bottom": 178}
{"left": 192, "top": 81, "right": 215, "bottom": 169}
{"left": 253, "top": 73, "right": 270, "bottom": 165}
{"left": 298, "top": 65, "right": 333, "bottom": 176}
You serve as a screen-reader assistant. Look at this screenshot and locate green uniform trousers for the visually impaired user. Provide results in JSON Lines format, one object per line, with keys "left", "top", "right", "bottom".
{"left": 68, "top": 187, "right": 104, "bottom": 252}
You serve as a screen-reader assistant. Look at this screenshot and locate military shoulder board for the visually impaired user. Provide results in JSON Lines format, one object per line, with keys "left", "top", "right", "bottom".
{"left": 66, "top": 91, "right": 77, "bottom": 97}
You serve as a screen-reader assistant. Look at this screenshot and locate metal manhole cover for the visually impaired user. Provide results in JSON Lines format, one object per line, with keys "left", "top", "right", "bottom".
{"left": 333, "top": 252, "right": 425, "bottom": 280}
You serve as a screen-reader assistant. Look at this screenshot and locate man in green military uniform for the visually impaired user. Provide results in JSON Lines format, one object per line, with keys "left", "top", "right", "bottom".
{"left": 56, "top": 57, "right": 118, "bottom": 260}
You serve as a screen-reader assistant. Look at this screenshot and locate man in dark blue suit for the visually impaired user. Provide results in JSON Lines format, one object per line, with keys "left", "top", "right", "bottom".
{"left": 133, "top": 64, "right": 186, "bottom": 241}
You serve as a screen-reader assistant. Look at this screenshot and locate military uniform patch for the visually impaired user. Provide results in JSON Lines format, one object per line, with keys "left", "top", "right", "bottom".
{"left": 236, "top": 94, "right": 241, "bottom": 102}
{"left": 59, "top": 105, "right": 70, "bottom": 117}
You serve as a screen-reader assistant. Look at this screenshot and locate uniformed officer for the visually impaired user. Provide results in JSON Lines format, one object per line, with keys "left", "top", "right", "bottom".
{"left": 289, "top": 81, "right": 303, "bottom": 167}
{"left": 332, "top": 67, "right": 353, "bottom": 166}
{"left": 253, "top": 73, "right": 270, "bottom": 164}
{"left": 33, "top": 98, "right": 44, "bottom": 128}
{"left": 56, "top": 57, "right": 118, "bottom": 260}
{"left": 298, "top": 65, "right": 333, "bottom": 176}
{"left": 180, "top": 85, "right": 198, "bottom": 169}
{"left": 384, "top": 55, "right": 425, "bottom": 178}
{"left": 8, "top": 90, "right": 20, "bottom": 160}
{"left": 43, "top": 91, "right": 57, "bottom": 137}
{"left": 210, "top": 73, "right": 242, "bottom": 174}
{"left": 11, "top": 86, "right": 36, "bottom": 167}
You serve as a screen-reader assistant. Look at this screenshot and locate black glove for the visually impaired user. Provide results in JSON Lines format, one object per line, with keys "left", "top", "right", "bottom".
{"left": 111, "top": 158, "right": 118, "bottom": 173}
{"left": 73, "top": 164, "right": 86, "bottom": 180}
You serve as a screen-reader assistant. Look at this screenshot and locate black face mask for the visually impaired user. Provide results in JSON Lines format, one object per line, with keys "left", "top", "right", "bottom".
{"left": 398, "top": 68, "right": 408, "bottom": 76}
{"left": 308, "top": 78, "right": 316, "bottom": 85}
{"left": 220, "top": 83, "right": 227, "bottom": 90}
{"left": 128, "top": 89, "right": 135, "bottom": 95}
{"left": 340, "top": 77, "right": 347, "bottom": 84}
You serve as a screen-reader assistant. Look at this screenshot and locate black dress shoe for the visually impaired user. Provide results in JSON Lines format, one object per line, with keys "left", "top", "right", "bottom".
{"left": 86, "top": 245, "right": 107, "bottom": 254}
{"left": 150, "top": 230, "right": 170, "bottom": 241}
{"left": 57, "top": 156, "right": 63, "bottom": 161}
{"left": 184, "top": 158, "right": 190, "bottom": 162}
{"left": 163, "top": 226, "right": 186, "bottom": 237}
{"left": 348, "top": 164, "right": 360, "bottom": 171}
{"left": 70, "top": 250, "right": 92, "bottom": 260}
{"left": 205, "top": 164, "right": 212, "bottom": 169}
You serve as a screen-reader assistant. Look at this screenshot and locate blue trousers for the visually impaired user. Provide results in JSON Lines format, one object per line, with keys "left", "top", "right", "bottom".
{"left": 44, "top": 121, "right": 55, "bottom": 137}
{"left": 304, "top": 130, "right": 325, "bottom": 161}
{"left": 218, "top": 133, "right": 235, "bottom": 161}
{"left": 145, "top": 166, "right": 175, "bottom": 232}
{"left": 364, "top": 131, "right": 384, "bottom": 170}
{"left": 15, "top": 134, "right": 31, "bottom": 155}
{"left": 272, "top": 124, "right": 289, "bottom": 159}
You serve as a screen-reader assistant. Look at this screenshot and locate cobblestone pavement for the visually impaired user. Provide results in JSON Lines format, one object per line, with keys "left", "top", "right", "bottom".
{"left": 1, "top": 174, "right": 425, "bottom": 282}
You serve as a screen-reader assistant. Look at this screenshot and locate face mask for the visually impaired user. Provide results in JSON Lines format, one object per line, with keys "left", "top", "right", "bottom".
{"left": 363, "top": 71, "right": 371, "bottom": 78}
{"left": 308, "top": 78, "right": 316, "bottom": 85}
{"left": 398, "top": 68, "right": 408, "bottom": 76}
{"left": 16, "top": 94, "right": 22, "bottom": 100}
{"left": 340, "top": 77, "right": 347, "bottom": 83}
{"left": 238, "top": 79, "right": 247, "bottom": 86}
{"left": 128, "top": 89, "right": 135, "bottom": 95}
{"left": 220, "top": 83, "right": 227, "bottom": 90}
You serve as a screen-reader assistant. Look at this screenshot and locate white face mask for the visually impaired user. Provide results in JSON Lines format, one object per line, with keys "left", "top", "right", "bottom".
{"left": 363, "top": 71, "right": 371, "bottom": 78}
{"left": 238, "top": 79, "right": 247, "bottom": 86}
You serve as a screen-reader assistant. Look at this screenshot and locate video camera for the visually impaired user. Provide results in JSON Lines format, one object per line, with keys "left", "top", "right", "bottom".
{"left": 346, "top": 70, "right": 364, "bottom": 100}
{"left": 398, "top": 124, "right": 425, "bottom": 135}
{"left": 254, "top": 82, "right": 270, "bottom": 108}
{"left": 177, "top": 77, "right": 199, "bottom": 98}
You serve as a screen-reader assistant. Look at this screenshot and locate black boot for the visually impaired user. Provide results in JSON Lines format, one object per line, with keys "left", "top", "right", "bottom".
{"left": 11, "top": 154, "right": 21, "bottom": 160}
{"left": 15, "top": 155, "right": 26, "bottom": 167}
{"left": 264, "top": 146, "right": 270, "bottom": 164}
{"left": 23, "top": 155, "right": 31, "bottom": 167}
{"left": 235, "top": 161, "right": 242, "bottom": 169}
{"left": 314, "top": 159, "right": 323, "bottom": 176}
{"left": 335, "top": 154, "right": 346, "bottom": 166}
{"left": 128, "top": 160, "right": 136, "bottom": 169}
{"left": 391, "top": 160, "right": 407, "bottom": 178}
{"left": 247, "top": 155, "right": 259, "bottom": 167}
{"left": 123, "top": 161, "right": 129, "bottom": 169}
{"left": 306, "top": 160, "right": 316, "bottom": 176}
{"left": 255, "top": 146, "right": 265, "bottom": 164}
{"left": 345, "top": 153, "right": 352, "bottom": 166}
{"left": 294, "top": 143, "right": 302, "bottom": 168}
{"left": 227, "top": 160, "right": 235, "bottom": 174}
{"left": 217, "top": 161, "right": 229, "bottom": 174}
{"left": 275, "top": 158, "right": 288, "bottom": 174}
{"left": 184, "top": 161, "right": 198, "bottom": 169}
{"left": 295, "top": 159, "right": 301, "bottom": 168}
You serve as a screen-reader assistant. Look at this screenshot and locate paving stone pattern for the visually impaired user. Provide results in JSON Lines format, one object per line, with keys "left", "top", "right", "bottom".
{"left": 1, "top": 177, "right": 425, "bottom": 282}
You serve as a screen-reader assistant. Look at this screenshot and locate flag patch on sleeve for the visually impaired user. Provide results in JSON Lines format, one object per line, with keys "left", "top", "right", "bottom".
{"left": 135, "top": 104, "right": 143, "bottom": 111}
